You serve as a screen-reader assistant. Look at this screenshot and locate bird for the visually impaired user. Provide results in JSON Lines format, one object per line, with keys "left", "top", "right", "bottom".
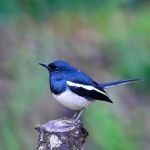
{"left": 39, "top": 60, "right": 141, "bottom": 123}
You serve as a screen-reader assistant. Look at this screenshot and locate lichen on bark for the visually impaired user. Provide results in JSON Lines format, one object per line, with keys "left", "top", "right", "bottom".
{"left": 35, "top": 118, "right": 88, "bottom": 150}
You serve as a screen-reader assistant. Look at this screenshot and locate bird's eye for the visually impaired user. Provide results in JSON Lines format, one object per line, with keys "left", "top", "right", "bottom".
{"left": 48, "top": 64, "right": 59, "bottom": 71}
{"left": 55, "top": 67, "right": 59, "bottom": 71}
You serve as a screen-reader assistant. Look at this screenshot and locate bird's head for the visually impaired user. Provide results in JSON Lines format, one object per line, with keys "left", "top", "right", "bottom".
{"left": 39, "top": 60, "right": 75, "bottom": 74}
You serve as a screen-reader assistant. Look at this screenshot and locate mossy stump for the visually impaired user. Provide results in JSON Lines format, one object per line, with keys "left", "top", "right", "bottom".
{"left": 35, "top": 118, "right": 88, "bottom": 150}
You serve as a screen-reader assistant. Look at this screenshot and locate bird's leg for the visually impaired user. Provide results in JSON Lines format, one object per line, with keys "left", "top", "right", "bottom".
{"left": 66, "top": 108, "right": 85, "bottom": 127}
{"left": 73, "top": 110, "right": 80, "bottom": 119}
{"left": 74, "top": 108, "right": 85, "bottom": 123}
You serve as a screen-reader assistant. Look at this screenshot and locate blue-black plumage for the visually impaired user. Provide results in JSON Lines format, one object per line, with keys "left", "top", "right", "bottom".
{"left": 39, "top": 60, "right": 141, "bottom": 122}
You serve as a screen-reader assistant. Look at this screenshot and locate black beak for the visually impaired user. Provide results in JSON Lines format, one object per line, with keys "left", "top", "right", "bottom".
{"left": 39, "top": 63, "right": 49, "bottom": 69}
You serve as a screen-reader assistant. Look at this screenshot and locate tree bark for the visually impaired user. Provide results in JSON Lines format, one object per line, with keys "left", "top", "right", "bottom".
{"left": 35, "top": 118, "right": 88, "bottom": 150}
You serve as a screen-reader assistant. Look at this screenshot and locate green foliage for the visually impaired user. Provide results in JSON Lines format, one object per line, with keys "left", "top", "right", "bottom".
{"left": 0, "top": 0, "right": 149, "bottom": 20}
{"left": 10, "top": 51, "right": 47, "bottom": 115}
{"left": 0, "top": 49, "right": 54, "bottom": 150}
{"left": 1, "top": 112, "right": 20, "bottom": 150}
{"left": 84, "top": 103, "right": 139, "bottom": 150}
{"left": 0, "top": 1, "right": 149, "bottom": 150}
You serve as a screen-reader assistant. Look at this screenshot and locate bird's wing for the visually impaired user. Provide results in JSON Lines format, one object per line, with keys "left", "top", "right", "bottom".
{"left": 67, "top": 81, "right": 112, "bottom": 103}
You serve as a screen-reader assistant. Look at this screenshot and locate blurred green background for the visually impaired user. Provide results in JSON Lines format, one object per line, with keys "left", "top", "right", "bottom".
{"left": 0, "top": 0, "right": 150, "bottom": 150}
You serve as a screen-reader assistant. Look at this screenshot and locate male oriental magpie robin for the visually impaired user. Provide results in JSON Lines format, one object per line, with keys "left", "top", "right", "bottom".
{"left": 39, "top": 60, "right": 140, "bottom": 123}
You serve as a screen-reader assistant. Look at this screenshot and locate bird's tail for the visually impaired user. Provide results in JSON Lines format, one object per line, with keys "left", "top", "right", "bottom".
{"left": 100, "top": 78, "right": 142, "bottom": 89}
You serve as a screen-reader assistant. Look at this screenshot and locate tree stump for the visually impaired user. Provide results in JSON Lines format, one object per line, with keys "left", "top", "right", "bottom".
{"left": 35, "top": 118, "right": 88, "bottom": 150}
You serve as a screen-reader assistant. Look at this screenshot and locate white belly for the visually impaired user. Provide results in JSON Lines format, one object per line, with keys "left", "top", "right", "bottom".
{"left": 52, "top": 89, "right": 93, "bottom": 110}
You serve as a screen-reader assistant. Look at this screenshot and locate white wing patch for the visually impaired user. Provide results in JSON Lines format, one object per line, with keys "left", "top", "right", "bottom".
{"left": 67, "top": 81, "right": 107, "bottom": 96}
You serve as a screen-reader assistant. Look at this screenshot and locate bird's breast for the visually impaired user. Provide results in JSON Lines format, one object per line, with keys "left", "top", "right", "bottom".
{"left": 52, "top": 89, "right": 93, "bottom": 110}
{"left": 49, "top": 76, "right": 66, "bottom": 94}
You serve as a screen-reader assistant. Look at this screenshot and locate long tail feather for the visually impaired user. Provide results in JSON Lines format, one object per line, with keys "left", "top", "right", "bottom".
{"left": 100, "top": 78, "right": 142, "bottom": 89}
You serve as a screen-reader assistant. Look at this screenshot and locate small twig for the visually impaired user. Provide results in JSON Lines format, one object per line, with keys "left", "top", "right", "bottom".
{"left": 35, "top": 118, "right": 88, "bottom": 150}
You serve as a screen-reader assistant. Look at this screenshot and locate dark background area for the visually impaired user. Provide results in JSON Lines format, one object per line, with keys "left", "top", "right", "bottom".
{"left": 0, "top": 0, "right": 150, "bottom": 149}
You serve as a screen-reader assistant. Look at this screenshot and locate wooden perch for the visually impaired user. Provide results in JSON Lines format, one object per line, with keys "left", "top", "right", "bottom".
{"left": 35, "top": 118, "right": 88, "bottom": 150}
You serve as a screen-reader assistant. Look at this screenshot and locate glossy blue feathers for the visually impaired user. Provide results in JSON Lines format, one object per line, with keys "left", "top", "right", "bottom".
{"left": 39, "top": 60, "right": 141, "bottom": 104}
